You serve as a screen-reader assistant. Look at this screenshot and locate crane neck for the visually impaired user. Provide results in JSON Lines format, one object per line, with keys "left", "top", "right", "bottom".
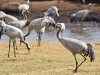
{"left": 0, "top": 26, "right": 3, "bottom": 39}
{"left": 24, "top": 14, "right": 27, "bottom": 20}
{"left": 23, "top": 12, "right": 27, "bottom": 20}
{"left": 89, "top": 5, "right": 92, "bottom": 11}
{"left": 57, "top": 25, "right": 61, "bottom": 39}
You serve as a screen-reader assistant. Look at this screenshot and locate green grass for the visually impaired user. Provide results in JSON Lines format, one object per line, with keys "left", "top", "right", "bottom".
{"left": 0, "top": 41, "right": 100, "bottom": 75}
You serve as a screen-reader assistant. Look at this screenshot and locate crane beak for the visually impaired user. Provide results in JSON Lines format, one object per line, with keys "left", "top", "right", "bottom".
{"left": 27, "top": 11, "right": 31, "bottom": 14}
{"left": 56, "top": 13, "right": 60, "bottom": 17}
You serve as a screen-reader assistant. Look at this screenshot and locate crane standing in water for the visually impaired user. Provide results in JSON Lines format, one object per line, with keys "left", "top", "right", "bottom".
{"left": 70, "top": 3, "right": 95, "bottom": 26}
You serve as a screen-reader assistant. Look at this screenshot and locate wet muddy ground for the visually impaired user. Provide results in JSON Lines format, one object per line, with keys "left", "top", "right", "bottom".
{"left": 0, "top": 1, "right": 100, "bottom": 42}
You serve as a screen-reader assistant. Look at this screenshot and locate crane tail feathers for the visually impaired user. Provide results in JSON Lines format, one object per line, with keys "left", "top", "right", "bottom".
{"left": 70, "top": 16, "right": 77, "bottom": 23}
{"left": 86, "top": 43, "right": 95, "bottom": 62}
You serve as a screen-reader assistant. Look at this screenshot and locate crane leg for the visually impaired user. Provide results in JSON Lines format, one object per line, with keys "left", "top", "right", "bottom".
{"left": 74, "top": 55, "right": 78, "bottom": 73}
{"left": 20, "top": 40, "right": 22, "bottom": 46}
{"left": 21, "top": 40, "right": 30, "bottom": 53}
{"left": 13, "top": 39, "right": 18, "bottom": 50}
{"left": 81, "top": 19, "right": 84, "bottom": 27}
{"left": 74, "top": 54, "right": 86, "bottom": 73}
{"left": 8, "top": 39, "right": 11, "bottom": 58}
{"left": 77, "top": 54, "right": 86, "bottom": 69}
{"left": 38, "top": 33, "right": 41, "bottom": 46}
{"left": 15, "top": 40, "right": 18, "bottom": 50}
{"left": 13, "top": 41, "right": 16, "bottom": 57}
{"left": 24, "top": 33, "right": 30, "bottom": 37}
{"left": 20, "top": 33, "right": 30, "bottom": 46}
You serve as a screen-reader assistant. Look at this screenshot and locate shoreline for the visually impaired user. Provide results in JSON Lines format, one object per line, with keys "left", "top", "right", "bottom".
{"left": 0, "top": 1, "right": 100, "bottom": 23}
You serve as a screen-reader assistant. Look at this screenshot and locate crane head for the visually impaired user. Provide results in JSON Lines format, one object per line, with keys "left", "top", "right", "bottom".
{"left": 88, "top": 3, "right": 95, "bottom": 6}
{"left": 88, "top": 3, "right": 92, "bottom": 6}
{"left": 42, "top": 16, "right": 56, "bottom": 29}
{"left": 27, "top": 0, "right": 30, "bottom": 4}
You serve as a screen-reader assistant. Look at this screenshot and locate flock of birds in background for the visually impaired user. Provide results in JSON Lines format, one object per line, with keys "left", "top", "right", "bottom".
{"left": 0, "top": 0, "right": 95, "bottom": 73}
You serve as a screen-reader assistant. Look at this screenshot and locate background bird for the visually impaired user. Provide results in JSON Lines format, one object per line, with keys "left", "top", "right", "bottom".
{"left": 17, "top": 0, "right": 30, "bottom": 16}
{"left": 4, "top": 14, "right": 18, "bottom": 23}
{"left": 44, "top": 6, "right": 59, "bottom": 17}
{"left": 8, "top": 11, "right": 28, "bottom": 29}
{"left": 0, "top": 11, "right": 18, "bottom": 23}
{"left": 70, "top": 3, "right": 95, "bottom": 26}
{"left": 56, "top": 24, "right": 95, "bottom": 73}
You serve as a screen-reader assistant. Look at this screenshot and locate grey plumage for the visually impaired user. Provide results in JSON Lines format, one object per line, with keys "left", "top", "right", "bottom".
{"left": 85, "top": 43, "right": 95, "bottom": 62}
{"left": 4, "top": 14, "right": 18, "bottom": 23}
{"left": 56, "top": 23, "right": 65, "bottom": 36}
{"left": 0, "top": 11, "right": 18, "bottom": 23}
{"left": 56, "top": 24, "right": 95, "bottom": 73}
{"left": 70, "top": 13, "right": 77, "bottom": 24}
{"left": 24, "top": 16, "right": 56, "bottom": 46}
{"left": 70, "top": 3, "right": 94, "bottom": 25}
{"left": 17, "top": 0, "right": 30, "bottom": 16}
{"left": 0, "top": 20, "right": 30, "bottom": 57}
{"left": 0, "top": 11, "right": 6, "bottom": 20}
{"left": 44, "top": 6, "right": 59, "bottom": 17}
{"left": 8, "top": 11, "right": 28, "bottom": 29}
{"left": 8, "top": 11, "right": 28, "bottom": 47}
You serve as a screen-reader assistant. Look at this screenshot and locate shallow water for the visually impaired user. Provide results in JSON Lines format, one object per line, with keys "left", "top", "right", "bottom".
{"left": 1, "top": 22, "right": 100, "bottom": 43}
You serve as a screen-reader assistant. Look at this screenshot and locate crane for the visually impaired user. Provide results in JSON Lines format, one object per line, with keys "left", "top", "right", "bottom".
{"left": 44, "top": 6, "right": 59, "bottom": 17}
{"left": 17, "top": 0, "right": 30, "bottom": 16}
{"left": 0, "top": 20, "right": 30, "bottom": 57}
{"left": 70, "top": 3, "right": 95, "bottom": 26}
{"left": 56, "top": 24, "right": 95, "bottom": 73}
{"left": 24, "top": 16, "right": 56, "bottom": 46}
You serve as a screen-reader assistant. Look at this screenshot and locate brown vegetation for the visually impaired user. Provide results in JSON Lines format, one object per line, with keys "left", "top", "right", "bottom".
{"left": 0, "top": 0, "right": 100, "bottom": 22}
{"left": 1, "top": 2, "right": 21, "bottom": 12}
